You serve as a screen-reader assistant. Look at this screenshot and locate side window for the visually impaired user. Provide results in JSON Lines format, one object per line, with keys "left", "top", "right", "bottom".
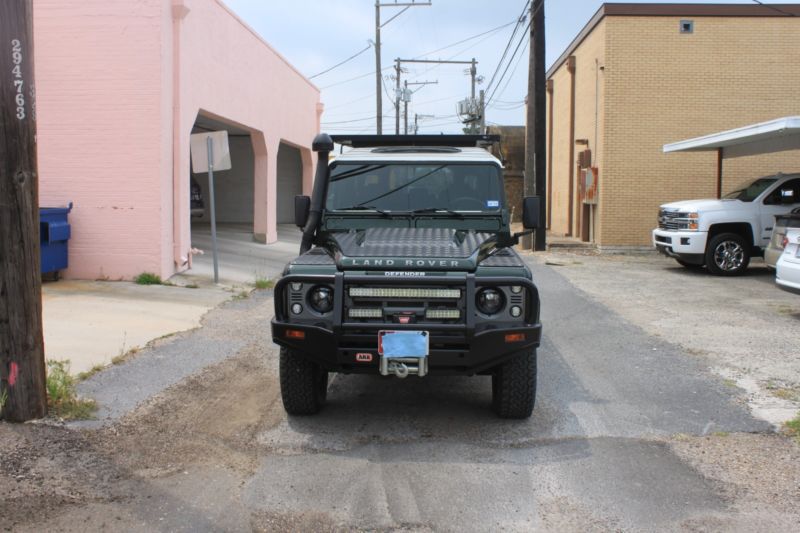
{"left": 765, "top": 178, "right": 800, "bottom": 205}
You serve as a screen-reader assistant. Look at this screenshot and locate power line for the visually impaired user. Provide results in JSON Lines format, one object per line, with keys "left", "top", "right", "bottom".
{"left": 415, "top": 19, "right": 517, "bottom": 59}
{"left": 485, "top": 0, "right": 530, "bottom": 93}
{"left": 321, "top": 115, "right": 391, "bottom": 125}
{"left": 309, "top": 42, "right": 372, "bottom": 80}
{"left": 751, "top": 0, "right": 796, "bottom": 16}
{"left": 486, "top": 18, "right": 530, "bottom": 108}
{"left": 489, "top": 37, "right": 529, "bottom": 107}
{"left": 320, "top": 18, "right": 520, "bottom": 90}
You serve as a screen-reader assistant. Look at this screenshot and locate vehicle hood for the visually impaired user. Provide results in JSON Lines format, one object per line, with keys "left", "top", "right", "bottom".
{"left": 327, "top": 228, "right": 498, "bottom": 271}
{"left": 659, "top": 199, "right": 736, "bottom": 213}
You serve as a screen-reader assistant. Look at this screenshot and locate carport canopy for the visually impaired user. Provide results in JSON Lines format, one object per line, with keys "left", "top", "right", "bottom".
{"left": 663, "top": 116, "right": 800, "bottom": 197}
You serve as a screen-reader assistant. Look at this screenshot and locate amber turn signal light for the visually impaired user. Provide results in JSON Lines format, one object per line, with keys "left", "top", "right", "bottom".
{"left": 504, "top": 333, "right": 526, "bottom": 343}
{"left": 285, "top": 329, "right": 305, "bottom": 340}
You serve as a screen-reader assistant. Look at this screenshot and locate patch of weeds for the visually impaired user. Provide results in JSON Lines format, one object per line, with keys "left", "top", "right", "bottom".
{"left": 111, "top": 346, "right": 139, "bottom": 366}
{"left": 233, "top": 290, "right": 251, "bottom": 300}
{"left": 772, "top": 304, "right": 800, "bottom": 319}
{"left": 134, "top": 272, "right": 162, "bottom": 285}
{"left": 0, "top": 387, "right": 8, "bottom": 418}
{"left": 76, "top": 363, "right": 106, "bottom": 382}
{"left": 722, "top": 378, "right": 738, "bottom": 388}
{"left": 254, "top": 277, "right": 274, "bottom": 290}
{"left": 712, "top": 431, "right": 729, "bottom": 437}
{"left": 766, "top": 381, "right": 800, "bottom": 402}
{"left": 782, "top": 413, "right": 800, "bottom": 442}
{"left": 46, "top": 360, "right": 97, "bottom": 420}
{"left": 185, "top": 283, "right": 199, "bottom": 289}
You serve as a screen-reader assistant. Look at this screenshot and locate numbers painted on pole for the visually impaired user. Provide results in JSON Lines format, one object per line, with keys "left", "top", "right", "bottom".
{"left": 11, "top": 39, "right": 25, "bottom": 120}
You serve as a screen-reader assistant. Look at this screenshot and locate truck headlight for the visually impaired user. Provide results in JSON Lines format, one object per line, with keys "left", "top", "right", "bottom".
{"left": 476, "top": 288, "right": 504, "bottom": 315}
{"left": 308, "top": 285, "right": 334, "bottom": 313}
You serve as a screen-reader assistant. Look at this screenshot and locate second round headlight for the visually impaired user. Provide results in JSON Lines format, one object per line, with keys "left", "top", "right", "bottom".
{"left": 476, "top": 288, "right": 505, "bottom": 315}
{"left": 308, "top": 285, "right": 334, "bottom": 313}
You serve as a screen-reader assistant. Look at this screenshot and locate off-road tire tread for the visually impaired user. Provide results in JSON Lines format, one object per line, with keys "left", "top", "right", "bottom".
{"left": 492, "top": 349, "right": 537, "bottom": 419}
{"left": 705, "top": 232, "right": 750, "bottom": 276}
{"left": 279, "top": 347, "right": 325, "bottom": 415}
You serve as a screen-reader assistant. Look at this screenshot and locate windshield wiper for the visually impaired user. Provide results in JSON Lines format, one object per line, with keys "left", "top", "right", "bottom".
{"left": 410, "top": 207, "right": 464, "bottom": 217}
{"left": 334, "top": 205, "right": 390, "bottom": 217}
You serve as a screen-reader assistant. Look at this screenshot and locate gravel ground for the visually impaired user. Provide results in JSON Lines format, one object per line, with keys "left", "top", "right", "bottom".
{"left": 531, "top": 251, "right": 800, "bottom": 426}
{"left": 2, "top": 258, "right": 800, "bottom": 531}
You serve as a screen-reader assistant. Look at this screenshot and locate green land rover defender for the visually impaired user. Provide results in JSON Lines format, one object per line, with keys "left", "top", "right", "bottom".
{"left": 271, "top": 134, "right": 543, "bottom": 418}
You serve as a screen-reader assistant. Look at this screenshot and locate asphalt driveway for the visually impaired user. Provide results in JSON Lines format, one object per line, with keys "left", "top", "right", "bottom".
{"left": 4, "top": 254, "right": 795, "bottom": 532}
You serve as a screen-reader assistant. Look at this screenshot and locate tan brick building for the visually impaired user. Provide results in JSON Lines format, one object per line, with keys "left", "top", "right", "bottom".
{"left": 546, "top": 3, "right": 800, "bottom": 248}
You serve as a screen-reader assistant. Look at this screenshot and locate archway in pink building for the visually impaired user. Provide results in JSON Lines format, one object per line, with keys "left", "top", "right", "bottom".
{"left": 187, "top": 113, "right": 259, "bottom": 282}
{"left": 185, "top": 112, "right": 312, "bottom": 283}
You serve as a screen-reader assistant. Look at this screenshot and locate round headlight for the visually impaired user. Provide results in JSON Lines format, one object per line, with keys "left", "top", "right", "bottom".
{"left": 308, "top": 285, "right": 334, "bottom": 313}
{"left": 476, "top": 288, "right": 504, "bottom": 315}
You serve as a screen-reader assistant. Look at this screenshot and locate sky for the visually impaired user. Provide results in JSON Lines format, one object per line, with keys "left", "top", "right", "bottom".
{"left": 223, "top": 0, "right": 788, "bottom": 135}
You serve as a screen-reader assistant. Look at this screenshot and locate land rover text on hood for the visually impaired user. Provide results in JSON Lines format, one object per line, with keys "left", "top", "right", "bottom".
{"left": 271, "top": 134, "right": 543, "bottom": 418}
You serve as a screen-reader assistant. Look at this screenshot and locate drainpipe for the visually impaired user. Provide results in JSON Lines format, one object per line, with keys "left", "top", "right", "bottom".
{"left": 567, "top": 56, "right": 576, "bottom": 237}
{"left": 546, "top": 79, "right": 554, "bottom": 229}
{"left": 716, "top": 148, "right": 723, "bottom": 199}
{"left": 171, "top": 1, "right": 189, "bottom": 270}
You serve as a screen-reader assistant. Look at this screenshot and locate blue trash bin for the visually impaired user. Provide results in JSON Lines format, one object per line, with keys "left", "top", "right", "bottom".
{"left": 40, "top": 203, "right": 73, "bottom": 279}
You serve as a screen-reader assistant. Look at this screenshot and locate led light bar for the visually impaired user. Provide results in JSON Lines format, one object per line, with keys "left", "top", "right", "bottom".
{"left": 349, "top": 287, "right": 461, "bottom": 299}
{"left": 425, "top": 309, "right": 461, "bottom": 319}
{"left": 348, "top": 308, "right": 383, "bottom": 318}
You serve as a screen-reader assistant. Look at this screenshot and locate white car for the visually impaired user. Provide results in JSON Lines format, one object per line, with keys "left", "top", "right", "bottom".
{"left": 776, "top": 227, "right": 800, "bottom": 291}
{"left": 653, "top": 173, "right": 800, "bottom": 275}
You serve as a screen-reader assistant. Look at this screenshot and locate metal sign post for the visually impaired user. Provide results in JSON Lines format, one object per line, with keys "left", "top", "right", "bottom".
{"left": 190, "top": 130, "right": 230, "bottom": 284}
{"left": 206, "top": 136, "right": 219, "bottom": 283}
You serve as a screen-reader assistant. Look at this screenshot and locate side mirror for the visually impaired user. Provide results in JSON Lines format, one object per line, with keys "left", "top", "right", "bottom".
{"left": 294, "top": 195, "right": 311, "bottom": 228}
{"left": 522, "top": 196, "right": 541, "bottom": 229}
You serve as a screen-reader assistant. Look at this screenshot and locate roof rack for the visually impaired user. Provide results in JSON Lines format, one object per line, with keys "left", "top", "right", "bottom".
{"left": 330, "top": 134, "right": 500, "bottom": 148}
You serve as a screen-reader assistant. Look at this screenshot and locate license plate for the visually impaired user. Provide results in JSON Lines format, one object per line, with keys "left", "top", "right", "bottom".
{"left": 378, "top": 330, "right": 429, "bottom": 357}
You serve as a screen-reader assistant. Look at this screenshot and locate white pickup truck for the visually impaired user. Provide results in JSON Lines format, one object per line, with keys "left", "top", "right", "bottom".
{"left": 653, "top": 173, "right": 800, "bottom": 275}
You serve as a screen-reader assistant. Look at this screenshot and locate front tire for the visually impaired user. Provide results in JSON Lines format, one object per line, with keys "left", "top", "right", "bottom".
{"left": 705, "top": 233, "right": 750, "bottom": 276}
{"left": 492, "top": 349, "right": 537, "bottom": 419}
{"left": 279, "top": 347, "right": 328, "bottom": 415}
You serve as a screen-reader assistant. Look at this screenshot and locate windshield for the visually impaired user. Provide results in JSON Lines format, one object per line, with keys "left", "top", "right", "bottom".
{"left": 326, "top": 163, "right": 503, "bottom": 213}
{"left": 723, "top": 177, "right": 777, "bottom": 202}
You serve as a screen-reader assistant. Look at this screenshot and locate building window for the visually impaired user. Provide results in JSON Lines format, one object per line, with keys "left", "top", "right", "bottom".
{"left": 680, "top": 20, "right": 694, "bottom": 34}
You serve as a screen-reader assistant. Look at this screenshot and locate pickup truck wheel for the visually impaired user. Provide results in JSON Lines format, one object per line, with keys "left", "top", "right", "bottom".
{"left": 491, "top": 349, "right": 537, "bottom": 419}
{"left": 279, "top": 347, "right": 328, "bottom": 415}
{"left": 705, "top": 233, "right": 750, "bottom": 276}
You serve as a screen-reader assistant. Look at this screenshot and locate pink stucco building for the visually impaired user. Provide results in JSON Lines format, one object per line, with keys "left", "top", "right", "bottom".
{"left": 34, "top": 0, "right": 321, "bottom": 280}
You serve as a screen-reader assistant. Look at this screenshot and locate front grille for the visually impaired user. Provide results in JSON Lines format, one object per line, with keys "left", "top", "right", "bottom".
{"left": 346, "top": 284, "right": 464, "bottom": 325}
{"left": 659, "top": 210, "right": 691, "bottom": 230}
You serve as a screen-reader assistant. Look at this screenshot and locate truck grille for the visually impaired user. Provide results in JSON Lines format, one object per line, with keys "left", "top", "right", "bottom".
{"left": 345, "top": 284, "right": 465, "bottom": 325}
{"left": 658, "top": 210, "right": 691, "bottom": 230}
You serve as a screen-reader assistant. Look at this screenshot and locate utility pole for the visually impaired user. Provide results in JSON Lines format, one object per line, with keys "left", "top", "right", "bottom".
{"left": 374, "top": 1, "right": 431, "bottom": 135}
{"left": 414, "top": 113, "right": 434, "bottom": 134}
{"left": 403, "top": 80, "right": 409, "bottom": 134}
{"left": 1, "top": 0, "right": 48, "bottom": 421}
{"left": 375, "top": 2, "right": 382, "bottom": 134}
{"left": 403, "top": 80, "right": 437, "bottom": 134}
{"left": 395, "top": 58, "right": 478, "bottom": 132}
{"left": 479, "top": 89, "right": 486, "bottom": 134}
{"left": 523, "top": 0, "right": 546, "bottom": 251}
{"left": 395, "top": 58, "right": 401, "bottom": 134}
